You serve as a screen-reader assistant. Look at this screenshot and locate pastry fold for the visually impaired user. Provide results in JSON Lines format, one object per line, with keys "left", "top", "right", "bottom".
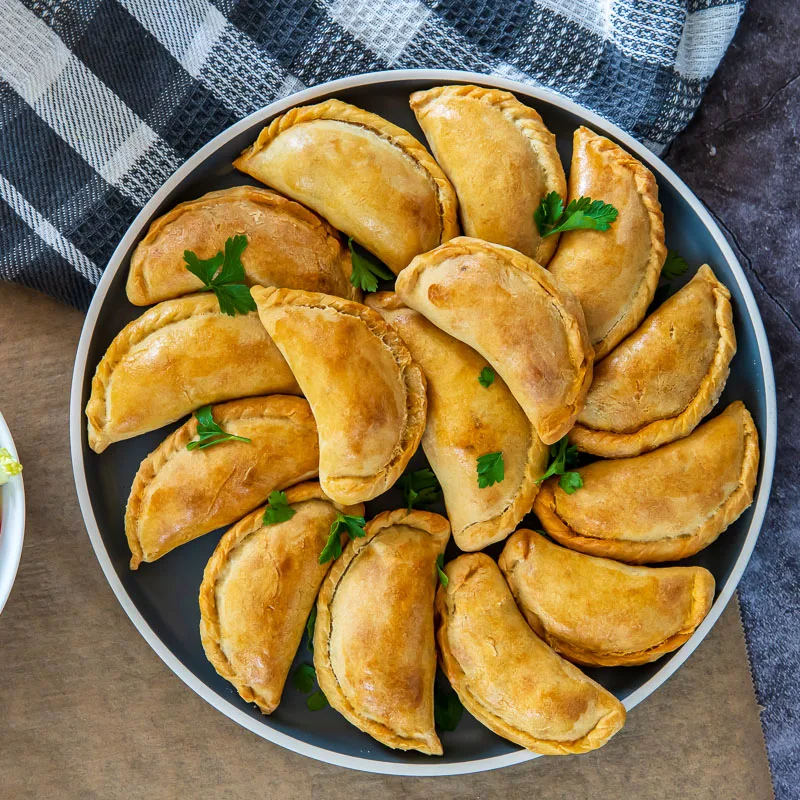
{"left": 314, "top": 509, "right": 450, "bottom": 755}
{"left": 499, "top": 529, "right": 715, "bottom": 666}
{"left": 125, "top": 396, "right": 319, "bottom": 568}
{"left": 234, "top": 99, "right": 459, "bottom": 274}
{"left": 435, "top": 553, "right": 626, "bottom": 754}
{"left": 534, "top": 402, "right": 759, "bottom": 563}
{"left": 199, "top": 482, "right": 364, "bottom": 714}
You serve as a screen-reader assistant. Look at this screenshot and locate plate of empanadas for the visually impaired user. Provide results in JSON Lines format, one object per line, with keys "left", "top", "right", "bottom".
{"left": 70, "top": 70, "right": 776, "bottom": 775}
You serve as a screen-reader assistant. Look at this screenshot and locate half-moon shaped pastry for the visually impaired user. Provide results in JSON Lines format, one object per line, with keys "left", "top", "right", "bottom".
{"left": 234, "top": 99, "right": 459, "bottom": 274}
{"left": 436, "top": 553, "right": 626, "bottom": 755}
{"left": 410, "top": 85, "right": 566, "bottom": 265}
{"left": 199, "top": 482, "right": 364, "bottom": 714}
{"left": 534, "top": 402, "right": 759, "bottom": 563}
{"left": 314, "top": 509, "right": 450, "bottom": 755}
{"left": 86, "top": 294, "right": 300, "bottom": 453}
{"left": 499, "top": 529, "right": 715, "bottom": 666}
{"left": 395, "top": 237, "right": 592, "bottom": 445}
{"left": 252, "top": 287, "right": 427, "bottom": 504}
{"left": 127, "top": 186, "right": 359, "bottom": 305}
{"left": 571, "top": 265, "right": 736, "bottom": 457}
{"left": 366, "top": 292, "right": 548, "bottom": 550}
{"left": 125, "top": 396, "right": 319, "bottom": 568}
{"left": 548, "top": 126, "right": 666, "bottom": 360}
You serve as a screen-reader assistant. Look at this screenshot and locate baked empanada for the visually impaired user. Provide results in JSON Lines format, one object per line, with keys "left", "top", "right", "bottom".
{"left": 127, "top": 186, "right": 359, "bottom": 305}
{"left": 86, "top": 294, "right": 300, "bottom": 453}
{"left": 436, "top": 553, "right": 625, "bottom": 755}
{"left": 571, "top": 265, "right": 735, "bottom": 457}
{"left": 126, "top": 396, "right": 319, "bottom": 568}
{"left": 199, "top": 482, "right": 364, "bottom": 714}
{"left": 499, "top": 529, "right": 715, "bottom": 667}
{"left": 234, "top": 99, "right": 459, "bottom": 274}
{"left": 410, "top": 85, "right": 566, "bottom": 265}
{"left": 252, "top": 287, "right": 427, "bottom": 504}
{"left": 395, "top": 237, "right": 592, "bottom": 445}
{"left": 534, "top": 402, "right": 759, "bottom": 563}
{"left": 314, "top": 509, "right": 450, "bottom": 755}
{"left": 548, "top": 126, "right": 666, "bottom": 359}
{"left": 366, "top": 292, "right": 548, "bottom": 550}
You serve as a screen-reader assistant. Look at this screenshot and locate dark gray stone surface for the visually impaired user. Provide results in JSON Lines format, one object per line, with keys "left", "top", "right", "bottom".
{"left": 665, "top": 2, "right": 800, "bottom": 795}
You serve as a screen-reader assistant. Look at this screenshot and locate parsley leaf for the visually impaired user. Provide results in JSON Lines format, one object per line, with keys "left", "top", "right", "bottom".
{"left": 478, "top": 366, "right": 495, "bottom": 388}
{"left": 476, "top": 451, "right": 504, "bottom": 488}
{"left": 318, "top": 512, "right": 367, "bottom": 564}
{"left": 262, "top": 490, "right": 296, "bottom": 525}
{"left": 306, "top": 604, "right": 317, "bottom": 651}
{"left": 661, "top": 249, "right": 690, "bottom": 282}
{"left": 306, "top": 690, "right": 328, "bottom": 711}
{"left": 186, "top": 405, "right": 252, "bottom": 451}
{"left": 534, "top": 191, "right": 618, "bottom": 238}
{"left": 434, "top": 685, "right": 464, "bottom": 732}
{"left": 292, "top": 663, "right": 316, "bottom": 694}
{"left": 399, "top": 468, "right": 442, "bottom": 511}
{"left": 436, "top": 553, "right": 449, "bottom": 587}
{"left": 183, "top": 234, "right": 256, "bottom": 316}
{"left": 536, "top": 436, "right": 583, "bottom": 493}
{"left": 348, "top": 237, "right": 394, "bottom": 292}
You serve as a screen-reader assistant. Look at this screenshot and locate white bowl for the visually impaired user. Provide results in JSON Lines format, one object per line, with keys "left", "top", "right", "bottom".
{"left": 0, "top": 411, "right": 25, "bottom": 615}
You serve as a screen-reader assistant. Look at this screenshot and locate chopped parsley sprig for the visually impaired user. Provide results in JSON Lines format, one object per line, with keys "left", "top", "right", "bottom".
{"left": 399, "top": 468, "right": 442, "bottom": 511}
{"left": 536, "top": 436, "right": 583, "bottom": 494}
{"left": 262, "top": 490, "right": 296, "bottom": 525}
{"left": 476, "top": 451, "right": 504, "bottom": 488}
{"left": 348, "top": 237, "right": 393, "bottom": 292}
{"left": 434, "top": 684, "right": 464, "bottom": 732}
{"left": 318, "top": 512, "right": 367, "bottom": 564}
{"left": 186, "top": 405, "right": 251, "bottom": 451}
{"left": 291, "top": 662, "right": 328, "bottom": 711}
{"left": 534, "top": 192, "right": 618, "bottom": 238}
{"left": 436, "top": 553, "right": 449, "bottom": 588}
{"left": 478, "top": 367, "right": 495, "bottom": 388}
{"left": 183, "top": 234, "right": 256, "bottom": 316}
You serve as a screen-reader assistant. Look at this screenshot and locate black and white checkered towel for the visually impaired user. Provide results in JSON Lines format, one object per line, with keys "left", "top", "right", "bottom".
{"left": 0, "top": 0, "right": 745, "bottom": 309}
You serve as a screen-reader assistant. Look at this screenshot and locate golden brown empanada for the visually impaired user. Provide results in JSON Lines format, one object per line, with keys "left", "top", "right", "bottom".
{"left": 571, "top": 265, "right": 736, "bottom": 457}
{"left": 125, "top": 396, "right": 319, "bottom": 568}
{"left": 366, "top": 292, "right": 548, "bottom": 550}
{"left": 395, "top": 236, "right": 592, "bottom": 445}
{"left": 252, "top": 287, "right": 427, "bottom": 504}
{"left": 86, "top": 294, "right": 300, "bottom": 453}
{"left": 534, "top": 401, "right": 759, "bottom": 563}
{"left": 314, "top": 509, "right": 450, "bottom": 755}
{"left": 127, "top": 186, "right": 359, "bottom": 305}
{"left": 548, "top": 126, "right": 666, "bottom": 360}
{"left": 410, "top": 85, "right": 566, "bottom": 265}
{"left": 499, "top": 529, "right": 715, "bottom": 667}
{"left": 436, "top": 553, "right": 626, "bottom": 755}
{"left": 234, "top": 99, "right": 459, "bottom": 274}
{"left": 199, "top": 482, "right": 364, "bottom": 714}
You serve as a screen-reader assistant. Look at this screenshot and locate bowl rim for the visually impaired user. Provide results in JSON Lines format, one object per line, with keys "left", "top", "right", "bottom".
{"left": 0, "top": 409, "right": 26, "bottom": 616}
{"left": 69, "top": 67, "right": 777, "bottom": 776}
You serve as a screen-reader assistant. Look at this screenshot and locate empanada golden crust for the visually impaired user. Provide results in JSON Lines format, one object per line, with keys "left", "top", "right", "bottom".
{"left": 252, "top": 287, "right": 427, "bottom": 504}
{"left": 548, "top": 127, "right": 666, "bottom": 360}
{"left": 435, "top": 553, "right": 626, "bottom": 755}
{"left": 534, "top": 402, "right": 759, "bottom": 563}
{"left": 199, "top": 482, "right": 364, "bottom": 715}
{"left": 499, "top": 530, "right": 715, "bottom": 667}
{"left": 570, "top": 265, "right": 736, "bottom": 457}
{"left": 410, "top": 85, "right": 566, "bottom": 266}
{"left": 395, "top": 236, "right": 593, "bottom": 445}
{"left": 366, "top": 292, "right": 548, "bottom": 551}
{"left": 86, "top": 294, "right": 301, "bottom": 453}
{"left": 125, "top": 396, "right": 319, "bottom": 569}
{"left": 127, "top": 186, "right": 359, "bottom": 306}
{"left": 314, "top": 509, "right": 450, "bottom": 755}
{"left": 234, "top": 99, "right": 459, "bottom": 274}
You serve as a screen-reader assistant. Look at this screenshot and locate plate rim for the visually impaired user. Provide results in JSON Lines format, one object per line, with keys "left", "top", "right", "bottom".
{"left": 69, "top": 67, "right": 777, "bottom": 777}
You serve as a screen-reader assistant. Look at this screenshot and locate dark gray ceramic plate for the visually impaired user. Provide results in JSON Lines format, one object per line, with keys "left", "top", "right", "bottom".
{"left": 70, "top": 70, "right": 777, "bottom": 775}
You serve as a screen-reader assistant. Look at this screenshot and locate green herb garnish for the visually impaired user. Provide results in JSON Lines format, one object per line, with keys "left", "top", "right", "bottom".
{"left": 262, "top": 490, "right": 296, "bottom": 525}
{"left": 478, "top": 367, "right": 495, "bottom": 388}
{"left": 306, "top": 690, "right": 328, "bottom": 711}
{"left": 436, "top": 553, "right": 449, "bottom": 587}
{"left": 534, "top": 191, "right": 618, "bottom": 238}
{"left": 434, "top": 685, "right": 464, "bottom": 732}
{"left": 661, "top": 249, "right": 690, "bottom": 282}
{"left": 183, "top": 234, "right": 256, "bottom": 316}
{"left": 186, "top": 405, "right": 252, "bottom": 451}
{"left": 318, "top": 512, "right": 367, "bottom": 564}
{"left": 292, "top": 663, "right": 316, "bottom": 694}
{"left": 536, "top": 436, "right": 583, "bottom": 494}
{"left": 348, "top": 237, "right": 394, "bottom": 292}
{"left": 476, "top": 451, "right": 504, "bottom": 488}
{"left": 399, "top": 468, "right": 442, "bottom": 511}
{"left": 306, "top": 604, "right": 317, "bottom": 651}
